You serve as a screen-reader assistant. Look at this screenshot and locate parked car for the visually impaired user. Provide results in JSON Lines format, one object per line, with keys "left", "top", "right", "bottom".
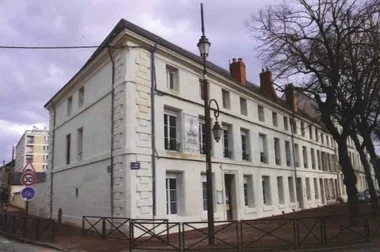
{"left": 357, "top": 191, "right": 369, "bottom": 203}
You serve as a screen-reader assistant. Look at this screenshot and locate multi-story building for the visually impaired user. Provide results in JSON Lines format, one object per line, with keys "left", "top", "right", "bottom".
{"left": 41, "top": 19, "right": 368, "bottom": 226}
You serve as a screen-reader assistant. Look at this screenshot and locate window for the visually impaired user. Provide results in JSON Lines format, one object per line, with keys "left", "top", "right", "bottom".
{"left": 306, "top": 178, "right": 311, "bottom": 200}
{"left": 222, "top": 89, "right": 230, "bottom": 109}
{"left": 166, "top": 176, "right": 178, "bottom": 215}
{"left": 26, "top": 136, "right": 34, "bottom": 144}
{"left": 223, "top": 125, "right": 232, "bottom": 158}
{"left": 44, "top": 136, "right": 49, "bottom": 143}
{"left": 321, "top": 133, "right": 324, "bottom": 144}
{"left": 294, "top": 144, "right": 300, "bottom": 167}
{"left": 43, "top": 145, "right": 48, "bottom": 152}
{"left": 199, "top": 118, "right": 206, "bottom": 154}
{"left": 43, "top": 165, "right": 48, "bottom": 170}
{"left": 259, "top": 134, "right": 267, "bottom": 163}
{"left": 317, "top": 150, "right": 321, "bottom": 170}
{"left": 302, "top": 146, "right": 308, "bottom": 168}
{"left": 26, "top": 145, "right": 33, "bottom": 153}
{"left": 309, "top": 125, "right": 313, "bottom": 140}
{"left": 164, "top": 111, "right": 180, "bottom": 151}
{"left": 284, "top": 117, "right": 289, "bottom": 131}
{"left": 331, "top": 137, "right": 335, "bottom": 148}
{"left": 66, "top": 134, "right": 71, "bottom": 165}
{"left": 241, "top": 130, "right": 249, "bottom": 161}
{"left": 166, "top": 65, "right": 178, "bottom": 90}
{"left": 262, "top": 176, "right": 271, "bottom": 205}
{"left": 240, "top": 97, "right": 247, "bottom": 115}
{"left": 274, "top": 138, "right": 281, "bottom": 165}
{"left": 288, "top": 177, "right": 296, "bottom": 203}
{"left": 285, "top": 141, "right": 291, "bottom": 166}
{"left": 291, "top": 119, "right": 297, "bottom": 134}
{"left": 77, "top": 127, "right": 83, "bottom": 161}
{"left": 199, "top": 80, "right": 205, "bottom": 100}
{"left": 67, "top": 97, "right": 73, "bottom": 116}
{"left": 202, "top": 181, "right": 207, "bottom": 211}
{"left": 43, "top": 155, "right": 48, "bottom": 161}
{"left": 314, "top": 178, "right": 319, "bottom": 199}
{"left": 243, "top": 179, "right": 249, "bottom": 206}
{"left": 258, "top": 105, "right": 265, "bottom": 122}
{"left": 272, "top": 112, "right": 278, "bottom": 127}
{"left": 26, "top": 155, "right": 33, "bottom": 163}
{"left": 277, "top": 177, "right": 285, "bottom": 204}
{"left": 301, "top": 122, "right": 305, "bottom": 137}
{"left": 326, "top": 135, "right": 329, "bottom": 146}
{"left": 311, "top": 148, "right": 316, "bottom": 169}
{"left": 315, "top": 128, "right": 318, "bottom": 142}
{"left": 78, "top": 86, "right": 84, "bottom": 108}
{"left": 331, "top": 154, "right": 337, "bottom": 172}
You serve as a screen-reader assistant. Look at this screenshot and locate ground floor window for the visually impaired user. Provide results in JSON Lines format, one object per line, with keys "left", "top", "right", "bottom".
{"left": 288, "top": 177, "right": 295, "bottom": 203}
{"left": 202, "top": 181, "right": 207, "bottom": 211}
{"left": 166, "top": 176, "right": 178, "bottom": 215}
{"left": 262, "top": 176, "right": 271, "bottom": 205}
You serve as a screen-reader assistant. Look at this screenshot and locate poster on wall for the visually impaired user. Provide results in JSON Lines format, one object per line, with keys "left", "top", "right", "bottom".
{"left": 183, "top": 114, "right": 200, "bottom": 153}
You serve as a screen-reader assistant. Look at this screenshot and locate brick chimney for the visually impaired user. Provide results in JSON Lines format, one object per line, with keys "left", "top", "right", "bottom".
{"left": 229, "top": 58, "right": 247, "bottom": 85}
{"left": 259, "top": 68, "right": 278, "bottom": 102}
{"left": 284, "top": 84, "right": 298, "bottom": 111}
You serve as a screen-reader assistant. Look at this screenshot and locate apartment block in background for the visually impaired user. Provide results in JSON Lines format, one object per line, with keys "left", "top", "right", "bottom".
{"left": 15, "top": 126, "right": 49, "bottom": 173}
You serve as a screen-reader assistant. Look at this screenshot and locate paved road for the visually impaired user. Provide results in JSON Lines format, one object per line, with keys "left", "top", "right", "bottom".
{"left": 0, "top": 235, "right": 58, "bottom": 252}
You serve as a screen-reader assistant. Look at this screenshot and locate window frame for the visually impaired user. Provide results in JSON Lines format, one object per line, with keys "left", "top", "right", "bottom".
{"left": 164, "top": 110, "right": 181, "bottom": 152}
{"left": 166, "top": 174, "right": 179, "bottom": 216}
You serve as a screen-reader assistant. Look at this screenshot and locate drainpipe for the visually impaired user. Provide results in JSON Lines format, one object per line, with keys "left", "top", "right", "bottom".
{"left": 108, "top": 47, "right": 115, "bottom": 218}
{"left": 150, "top": 44, "right": 157, "bottom": 217}
{"left": 49, "top": 101, "right": 57, "bottom": 219}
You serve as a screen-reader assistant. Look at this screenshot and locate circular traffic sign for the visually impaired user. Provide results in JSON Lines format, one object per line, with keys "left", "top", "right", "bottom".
{"left": 20, "top": 172, "right": 36, "bottom": 187}
{"left": 21, "top": 187, "right": 36, "bottom": 201}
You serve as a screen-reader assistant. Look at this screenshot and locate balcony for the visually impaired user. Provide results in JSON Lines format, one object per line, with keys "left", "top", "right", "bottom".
{"left": 165, "top": 140, "right": 181, "bottom": 152}
{"left": 224, "top": 149, "right": 232, "bottom": 158}
{"left": 242, "top": 152, "right": 250, "bottom": 161}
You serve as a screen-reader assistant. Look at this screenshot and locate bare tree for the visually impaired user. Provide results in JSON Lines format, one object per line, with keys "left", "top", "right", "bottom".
{"left": 246, "top": 0, "right": 380, "bottom": 222}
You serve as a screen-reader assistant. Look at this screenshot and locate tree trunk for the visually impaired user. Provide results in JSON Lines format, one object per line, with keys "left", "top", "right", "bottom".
{"left": 359, "top": 150, "right": 377, "bottom": 211}
{"left": 338, "top": 142, "right": 359, "bottom": 225}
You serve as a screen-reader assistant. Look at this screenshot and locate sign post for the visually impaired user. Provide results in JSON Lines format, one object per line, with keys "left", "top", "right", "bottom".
{"left": 20, "top": 162, "right": 36, "bottom": 217}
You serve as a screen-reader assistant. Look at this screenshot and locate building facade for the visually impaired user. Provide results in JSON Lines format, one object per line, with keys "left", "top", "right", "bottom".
{"left": 42, "top": 19, "right": 371, "bottom": 226}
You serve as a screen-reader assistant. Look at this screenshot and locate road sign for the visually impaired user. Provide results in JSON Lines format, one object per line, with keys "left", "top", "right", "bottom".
{"left": 20, "top": 172, "right": 36, "bottom": 187}
{"left": 21, "top": 187, "right": 35, "bottom": 201}
{"left": 130, "top": 162, "right": 140, "bottom": 170}
{"left": 22, "top": 162, "right": 36, "bottom": 173}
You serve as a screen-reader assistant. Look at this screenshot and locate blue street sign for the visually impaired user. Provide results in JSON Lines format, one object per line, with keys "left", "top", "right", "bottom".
{"left": 21, "top": 187, "right": 35, "bottom": 201}
{"left": 130, "top": 162, "right": 140, "bottom": 170}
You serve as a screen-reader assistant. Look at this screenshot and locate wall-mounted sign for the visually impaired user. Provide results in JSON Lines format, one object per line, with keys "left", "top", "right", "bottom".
{"left": 183, "top": 114, "right": 200, "bottom": 153}
{"left": 130, "top": 162, "right": 140, "bottom": 170}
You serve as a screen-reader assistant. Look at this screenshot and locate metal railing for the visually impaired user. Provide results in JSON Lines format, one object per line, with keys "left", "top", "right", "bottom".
{"left": 0, "top": 213, "right": 55, "bottom": 242}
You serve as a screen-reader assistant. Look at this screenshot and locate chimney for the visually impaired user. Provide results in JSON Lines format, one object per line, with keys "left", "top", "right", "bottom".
{"left": 259, "top": 68, "right": 279, "bottom": 102}
{"left": 284, "top": 84, "right": 298, "bottom": 111}
{"left": 229, "top": 58, "right": 247, "bottom": 85}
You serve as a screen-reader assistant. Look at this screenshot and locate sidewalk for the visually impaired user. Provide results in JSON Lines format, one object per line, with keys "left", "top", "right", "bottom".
{"left": 2, "top": 203, "right": 380, "bottom": 252}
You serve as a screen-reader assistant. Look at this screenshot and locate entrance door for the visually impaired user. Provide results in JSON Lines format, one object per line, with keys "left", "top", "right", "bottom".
{"left": 224, "top": 174, "right": 233, "bottom": 221}
{"left": 296, "top": 178, "right": 304, "bottom": 209}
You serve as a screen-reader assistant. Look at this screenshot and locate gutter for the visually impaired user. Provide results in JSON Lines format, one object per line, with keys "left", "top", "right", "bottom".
{"left": 49, "top": 101, "right": 57, "bottom": 219}
{"left": 150, "top": 44, "right": 157, "bottom": 217}
{"left": 108, "top": 47, "right": 115, "bottom": 218}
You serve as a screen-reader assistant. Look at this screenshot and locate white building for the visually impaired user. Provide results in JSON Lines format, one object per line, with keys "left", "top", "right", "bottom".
{"left": 41, "top": 19, "right": 370, "bottom": 226}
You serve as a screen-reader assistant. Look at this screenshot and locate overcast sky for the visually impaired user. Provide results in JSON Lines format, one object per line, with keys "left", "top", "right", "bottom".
{"left": 0, "top": 0, "right": 378, "bottom": 163}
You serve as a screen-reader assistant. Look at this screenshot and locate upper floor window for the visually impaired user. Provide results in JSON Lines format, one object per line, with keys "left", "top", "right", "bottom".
{"left": 66, "top": 134, "right": 71, "bottom": 165}
{"left": 78, "top": 86, "right": 84, "bottom": 108}
{"left": 77, "top": 127, "right": 83, "bottom": 161}
{"left": 301, "top": 122, "right": 305, "bottom": 137}
{"left": 302, "top": 146, "right": 308, "bottom": 168}
{"left": 67, "top": 96, "right": 73, "bottom": 116}
{"left": 223, "top": 124, "right": 232, "bottom": 158}
{"left": 164, "top": 110, "right": 180, "bottom": 151}
{"left": 284, "top": 117, "right": 289, "bottom": 131}
{"left": 291, "top": 119, "right": 297, "bottom": 134}
{"left": 326, "top": 135, "right": 329, "bottom": 146}
{"left": 309, "top": 125, "right": 313, "bottom": 140}
{"left": 26, "top": 145, "right": 33, "bottom": 153}
{"left": 258, "top": 105, "right": 265, "bottom": 122}
{"left": 274, "top": 138, "right": 281, "bottom": 165}
{"left": 166, "top": 65, "right": 179, "bottom": 90}
{"left": 272, "top": 112, "right": 278, "bottom": 127}
{"left": 241, "top": 129, "right": 249, "bottom": 161}
{"left": 285, "top": 140, "right": 291, "bottom": 167}
{"left": 294, "top": 143, "right": 300, "bottom": 167}
{"left": 315, "top": 128, "right": 318, "bottom": 142}
{"left": 26, "top": 155, "right": 33, "bottom": 163}
{"left": 240, "top": 97, "right": 247, "bottom": 115}
{"left": 222, "top": 89, "right": 230, "bottom": 109}
{"left": 321, "top": 133, "right": 324, "bottom": 144}
{"left": 311, "top": 148, "right": 316, "bottom": 169}
{"left": 26, "top": 136, "right": 34, "bottom": 144}
{"left": 259, "top": 133, "right": 268, "bottom": 163}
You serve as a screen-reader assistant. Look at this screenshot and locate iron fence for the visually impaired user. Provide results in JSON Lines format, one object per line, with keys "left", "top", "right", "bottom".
{"left": 82, "top": 216, "right": 131, "bottom": 239}
{"left": 0, "top": 212, "right": 55, "bottom": 242}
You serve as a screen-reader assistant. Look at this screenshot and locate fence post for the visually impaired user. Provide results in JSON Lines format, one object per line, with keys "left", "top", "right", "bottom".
{"left": 82, "top": 217, "right": 85, "bottom": 236}
{"left": 178, "top": 223, "right": 183, "bottom": 252}
{"left": 129, "top": 220, "right": 133, "bottom": 252}
{"left": 102, "top": 218, "right": 106, "bottom": 239}
{"left": 166, "top": 220, "right": 170, "bottom": 243}
{"left": 321, "top": 217, "right": 327, "bottom": 246}
{"left": 364, "top": 215, "right": 371, "bottom": 243}
{"left": 35, "top": 218, "right": 40, "bottom": 240}
{"left": 294, "top": 219, "right": 299, "bottom": 249}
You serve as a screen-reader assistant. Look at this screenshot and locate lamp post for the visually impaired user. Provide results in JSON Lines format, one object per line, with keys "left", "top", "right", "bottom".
{"left": 198, "top": 3, "right": 222, "bottom": 245}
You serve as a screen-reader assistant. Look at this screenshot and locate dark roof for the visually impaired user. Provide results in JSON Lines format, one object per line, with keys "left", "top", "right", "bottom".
{"left": 43, "top": 19, "right": 325, "bottom": 128}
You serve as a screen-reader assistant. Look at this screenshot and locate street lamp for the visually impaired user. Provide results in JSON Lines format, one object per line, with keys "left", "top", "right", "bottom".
{"left": 198, "top": 3, "right": 221, "bottom": 245}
